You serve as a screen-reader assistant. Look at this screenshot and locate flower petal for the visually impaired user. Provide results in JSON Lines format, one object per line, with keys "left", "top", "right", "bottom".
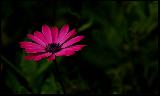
{"left": 19, "top": 41, "right": 43, "bottom": 49}
{"left": 58, "top": 24, "right": 69, "bottom": 43}
{"left": 61, "top": 36, "right": 84, "bottom": 48}
{"left": 24, "top": 53, "right": 41, "bottom": 60}
{"left": 42, "top": 24, "right": 52, "bottom": 43}
{"left": 47, "top": 54, "right": 55, "bottom": 61}
{"left": 59, "top": 29, "right": 77, "bottom": 45}
{"left": 24, "top": 55, "right": 35, "bottom": 60}
{"left": 56, "top": 45, "right": 86, "bottom": 56}
{"left": 33, "top": 52, "right": 52, "bottom": 61}
{"left": 51, "top": 26, "right": 58, "bottom": 44}
{"left": 34, "top": 31, "right": 48, "bottom": 45}
{"left": 27, "top": 34, "right": 46, "bottom": 47}
{"left": 25, "top": 52, "right": 52, "bottom": 61}
{"left": 56, "top": 49, "right": 75, "bottom": 56}
{"left": 24, "top": 48, "right": 45, "bottom": 53}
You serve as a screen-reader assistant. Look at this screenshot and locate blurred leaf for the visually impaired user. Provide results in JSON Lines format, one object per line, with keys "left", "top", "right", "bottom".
{"left": 65, "top": 75, "right": 89, "bottom": 94}
{"left": 129, "top": 1, "right": 158, "bottom": 40}
{"left": 78, "top": 19, "right": 93, "bottom": 32}
{"left": 1, "top": 55, "right": 33, "bottom": 93}
{"left": 6, "top": 70, "right": 29, "bottom": 94}
{"left": 18, "top": 51, "right": 63, "bottom": 93}
{"left": 18, "top": 52, "right": 51, "bottom": 93}
{"left": 36, "top": 61, "right": 52, "bottom": 76}
{"left": 105, "top": 26, "right": 123, "bottom": 48}
{"left": 19, "top": 52, "right": 37, "bottom": 82}
{"left": 83, "top": 47, "right": 120, "bottom": 69}
{"left": 41, "top": 74, "right": 62, "bottom": 94}
{"left": 106, "top": 62, "right": 134, "bottom": 93}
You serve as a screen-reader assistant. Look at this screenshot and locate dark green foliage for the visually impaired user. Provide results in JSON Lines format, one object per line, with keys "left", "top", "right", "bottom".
{"left": 1, "top": 0, "right": 158, "bottom": 94}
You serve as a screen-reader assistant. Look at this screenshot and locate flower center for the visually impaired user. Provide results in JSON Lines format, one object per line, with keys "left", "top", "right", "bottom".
{"left": 46, "top": 43, "right": 61, "bottom": 53}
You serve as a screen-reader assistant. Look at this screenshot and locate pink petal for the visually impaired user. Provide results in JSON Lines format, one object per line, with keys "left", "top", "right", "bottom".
{"left": 56, "top": 45, "right": 86, "bottom": 56}
{"left": 24, "top": 53, "right": 41, "bottom": 60}
{"left": 27, "top": 34, "right": 46, "bottom": 47}
{"left": 47, "top": 54, "right": 55, "bottom": 61}
{"left": 42, "top": 24, "right": 52, "bottom": 43}
{"left": 58, "top": 24, "right": 69, "bottom": 43}
{"left": 56, "top": 49, "right": 75, "bottom": 56}
{"left": 34, "top": 31, "right": 48, "bottom": 45}
{"left": 59, "top": 29, "right": 77, "bottom": 45}
{"left": 19, "top": 41, "right": 43, "bottom": 49}
{"left": 61, "top": 36, "right": 84, "bottom": 48}
{"left": 51, "top": 26, "right": 58, "bottom": 44}
{"left": 24, "top": 48, "right": 45, "bottom": 53}
{"left": 25, "top": 55, "right": 35, "bottom": 60}
{"left": 25, "top": 52, "right": 52, "bottom": 61}
{"left": 33, "top": 52, "right": 52, "bottom": 61}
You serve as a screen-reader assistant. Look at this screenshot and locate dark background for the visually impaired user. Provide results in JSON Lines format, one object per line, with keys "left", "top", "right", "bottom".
{"left": 1, "top": 0, "right": 158, "bottom": 94}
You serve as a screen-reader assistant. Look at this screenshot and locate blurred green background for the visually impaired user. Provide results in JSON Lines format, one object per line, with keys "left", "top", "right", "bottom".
{"left": 1, "top": 0, "right": 158, "bottom": 94}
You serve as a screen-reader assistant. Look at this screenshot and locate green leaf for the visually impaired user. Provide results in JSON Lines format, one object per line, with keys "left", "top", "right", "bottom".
{"left": 1, "top": 55, "right": 33, "bottom": 93}
{"left": 105, "top": 26, "right": 123, "bottom": 48}
{"left": 41, "top": 74, "right": 61, "bottom": 94}
{"left": 78, "top": 19, "right": 93, "bottom": 32}
{"left": 36, "top": 61, "right": 52, "bottom": 76}
{"left": 5, "top": 70, "right": 29, "bottom": 94}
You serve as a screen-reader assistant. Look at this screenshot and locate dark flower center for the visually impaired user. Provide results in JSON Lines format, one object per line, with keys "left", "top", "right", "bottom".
{"left": 46, "top": 43, "right": 61, "bottom": 53}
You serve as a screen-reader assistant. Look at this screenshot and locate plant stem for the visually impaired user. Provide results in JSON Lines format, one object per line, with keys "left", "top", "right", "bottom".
{"left": 53, "top": 59, "right": 66, "bottom": 94}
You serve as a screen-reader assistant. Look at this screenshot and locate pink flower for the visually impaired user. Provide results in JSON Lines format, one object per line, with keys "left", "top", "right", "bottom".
{"left": 19, "top": 24, "right": 86, "bottom": 61}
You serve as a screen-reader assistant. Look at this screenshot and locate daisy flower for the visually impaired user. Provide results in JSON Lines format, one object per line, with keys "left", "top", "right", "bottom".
{"left": 19, "top": 24, "right": 86, "bottom": 61}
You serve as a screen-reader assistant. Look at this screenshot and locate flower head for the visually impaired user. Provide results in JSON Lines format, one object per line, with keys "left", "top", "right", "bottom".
{"left": 19, "top": 24, "right": 86, "bottom": 61}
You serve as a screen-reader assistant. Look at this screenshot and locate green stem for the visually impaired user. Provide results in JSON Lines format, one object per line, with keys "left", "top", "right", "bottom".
{"left": 53, "top": 59, "right": 66, "bottom": 94}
